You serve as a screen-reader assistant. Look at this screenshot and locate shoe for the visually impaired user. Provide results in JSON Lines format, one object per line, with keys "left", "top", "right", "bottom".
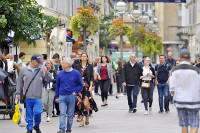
{"left": 101, "top": 104, "right": 105, "bottom": 107}
{"left": 158, "top": 110, "right": 164, "bottom": 113}
{"left": 165, "top": 108, "right": 170, "bottom": 113}
{"left": 57, "top": 130, "right": 64, "bottom": 133}
{"left": 149, "top": 107, "right": 152, "bottom": 114}
{"left": 170, "top": 101, "right": 174, "bottom": 104}
{"left": 85, "top": 116, "right": 89, "bottom": 125}
{"left": 34, "top": 126, "right": 41, "bottom": 133}
{"left": 46, "top": 117, "right": 51, "bottom": 122}
{"left": 27, "top": 131, "right": 32, "bottom": 133}
{"left": 128, "top": 108, "right": 133, "bottom": 113}
{"left": 79, "top": 121, "right": 84, "bottom": 127}
{"left": 133, "top": 108, "right": 137, "bottom": 113}
{"left": 52, "top": 114, "right": 57, "bottom": 117}
{"left": 66, "top": 131, "right": 71, "bottom": 133}
{"left": 144, "top": 110, "right": 148, "bottom": 115}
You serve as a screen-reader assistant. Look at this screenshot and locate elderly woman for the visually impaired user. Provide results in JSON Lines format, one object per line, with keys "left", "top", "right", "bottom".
{"left": 140, "top": 57, "right": 155, "bottom": 115}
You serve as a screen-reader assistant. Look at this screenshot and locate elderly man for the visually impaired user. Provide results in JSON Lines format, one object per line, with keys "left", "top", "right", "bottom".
{"left": 170, "top": 49, "right": 200, "bottom": 133}
{"left": 166, "top": 52, "right": 176, "bottom": 68}
{"left": 56, "top": 58, "right": 83, "bottom": 133}
{"left": 16, "top": 55, "right": 51, "bottom": 133}
{"left": 122, "top": 54, "right": 141, "bottom": 113}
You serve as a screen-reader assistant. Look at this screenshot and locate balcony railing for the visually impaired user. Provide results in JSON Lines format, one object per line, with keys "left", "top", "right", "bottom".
{"left": 177, "top": 26, "right": 195, "bottom": 36}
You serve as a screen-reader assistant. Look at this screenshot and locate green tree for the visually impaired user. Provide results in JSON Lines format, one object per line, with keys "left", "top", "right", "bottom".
{"left": 137, "top": 27, "right": 163, "bottom": 57}
{"left": 99, "top": 12, "right": 115, "bottom": 48}
{"left": 0, "top": 0, "right": 58, "bottom": 46}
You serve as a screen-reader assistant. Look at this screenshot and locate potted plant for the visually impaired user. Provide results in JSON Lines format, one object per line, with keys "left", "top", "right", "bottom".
{"left": 70, "top": 5, "right": 99, "bottom": 37}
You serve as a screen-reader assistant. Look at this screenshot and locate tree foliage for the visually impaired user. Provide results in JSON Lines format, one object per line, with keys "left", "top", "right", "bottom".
{"left": 137, "top": 27, "right": 163, "bottom": 57}
{"left": 0, "top": 0, "right": 58, "bottom": 46}
{"left": 99, "top": 12, "right": 115, "bottom": 48}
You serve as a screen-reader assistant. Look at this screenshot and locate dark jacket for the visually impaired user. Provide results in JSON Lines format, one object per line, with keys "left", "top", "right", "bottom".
{"left": 140, "top": 66, "right": 155, "bottom": 82}
{"left": 44, "top": 67, "right": 57, "bottom": 91}
{"left": 73, "top": 63, "right": 94, "bottom": 84}
{"left": 122, "top": 61, "right": 141, "bottom": 85}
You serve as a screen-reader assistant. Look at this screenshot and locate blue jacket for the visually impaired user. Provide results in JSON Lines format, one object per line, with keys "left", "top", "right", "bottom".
{"left": 55, "top": 68, "right": 83, "bottom": 98}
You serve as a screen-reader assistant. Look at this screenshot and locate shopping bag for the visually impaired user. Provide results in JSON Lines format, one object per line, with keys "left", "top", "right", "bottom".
{"left": 18, "top": 104, "right": 27, "bottom": 127}
{"left": 12, "top": 104, "right": 21, "bottom": 124}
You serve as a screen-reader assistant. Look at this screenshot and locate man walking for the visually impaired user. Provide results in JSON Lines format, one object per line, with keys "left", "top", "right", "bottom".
{"left": 122, "top": 54, "right": 141, "bottom": 113}
{"left": 16, "top": 55, "right": 52, "bottom": 133}
{"left": 166, "top": 52, "right": 176, "bottom": 67}
{"left": 170, "top": 49, "right": 200, "bottom": 133}
{"left": 155, "top": 54, "right": 171, "bottom": 113}
{"left": 56, "top": 58, "right": 83, "bottom": 133}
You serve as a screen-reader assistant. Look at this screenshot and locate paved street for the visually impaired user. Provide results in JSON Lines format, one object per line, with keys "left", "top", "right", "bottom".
{"left": 0, "top": 87, "right": 181, "bottom": 133}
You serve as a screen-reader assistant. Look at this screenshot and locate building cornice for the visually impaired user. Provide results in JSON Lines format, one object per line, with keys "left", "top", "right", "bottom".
{"left": 44, "top": 7, "right": 70, "bottom": 18}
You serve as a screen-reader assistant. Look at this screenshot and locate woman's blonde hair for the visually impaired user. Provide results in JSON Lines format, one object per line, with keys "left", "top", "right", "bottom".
{"left": 46, "top": 60, "right": 55, "bottom": 69}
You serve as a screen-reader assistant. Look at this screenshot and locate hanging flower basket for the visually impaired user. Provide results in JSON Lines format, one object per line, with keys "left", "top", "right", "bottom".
{"left": 70, "top": 5, "right": 99, "bottom": 37}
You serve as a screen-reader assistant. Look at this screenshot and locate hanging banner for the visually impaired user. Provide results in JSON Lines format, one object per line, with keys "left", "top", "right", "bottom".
{"left": 113, "top": 0, "right": 186, "bottom": 3}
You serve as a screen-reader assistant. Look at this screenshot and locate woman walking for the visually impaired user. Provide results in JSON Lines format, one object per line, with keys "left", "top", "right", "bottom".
{"left": 97, "top": 56, "right": 114, "bottom": 106}
{"left": 42, "top": 60, "right": 57, "bottom": 122}
{"left": 140, "top": 57, "right": 155, "bottom": 115}
{"left": 116, "top": 61, "right": 123, "bottom": 95}
{"left": 74, "top": 53, "right": 93, "bottom": 127}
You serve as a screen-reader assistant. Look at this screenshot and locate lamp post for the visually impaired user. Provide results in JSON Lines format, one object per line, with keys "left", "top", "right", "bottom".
{"left": 114, "top": 0, "right": 128, "bottom": 61}
{"left": 130, "top": 6, "right": 150, "bottom": 57}
{"left": 83, "top": 0, "right": 87, "bottom": 52}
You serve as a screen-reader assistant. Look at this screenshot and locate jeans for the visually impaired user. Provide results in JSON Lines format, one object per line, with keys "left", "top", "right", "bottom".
{"left": 99, "top": 79, "right": 111, "bottom": 102}
{"left": 94, "top": 81, "right": 99, "bottom": 94}
{"left": 59, "top": 94, "right": 76, "bottom": 132}
{"left": 116, "top": 75, "right": 123, "bottom": 93}
{"left": 141, "top": 83, "right": 154, "bottom": 110}
{"left": 127, "top": 85, "right": 139, "bottom": 109}
{"left": 26, "top": 99, "right": 43, "bottom": 131}
{"left": 42, "top": 89, "right": 55, "bottom": 117}
{"left": 157, "top": 83, "right": 169, "bottom": 111}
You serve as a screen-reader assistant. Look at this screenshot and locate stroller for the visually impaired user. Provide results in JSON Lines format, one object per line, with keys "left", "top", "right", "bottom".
{"left": 0, "top": 68, "right": 17, "bottom": 119}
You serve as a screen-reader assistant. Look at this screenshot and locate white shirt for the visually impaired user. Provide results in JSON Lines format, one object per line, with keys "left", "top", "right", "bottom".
{"left": 142, "top": 66, "right": 152, "bottom": 81}
{"left": 130, "top": 61, "right": 136, "bottom": 67}
{"left": 169, "top": 61, "right": 200, "bottom": 109}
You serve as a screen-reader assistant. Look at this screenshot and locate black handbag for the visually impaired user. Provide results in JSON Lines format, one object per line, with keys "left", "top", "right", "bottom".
{"left": 21, "top": 68, "right": 41, "bottom": 108}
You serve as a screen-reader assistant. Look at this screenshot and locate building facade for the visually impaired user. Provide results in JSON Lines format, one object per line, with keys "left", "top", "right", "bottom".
{"left": 176, "top": 0, "right": 200, "bottom": 62}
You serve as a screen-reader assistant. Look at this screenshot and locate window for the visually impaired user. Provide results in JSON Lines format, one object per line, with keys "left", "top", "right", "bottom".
{"left": 49, "top": 0, "right": 54, "bottom": 9}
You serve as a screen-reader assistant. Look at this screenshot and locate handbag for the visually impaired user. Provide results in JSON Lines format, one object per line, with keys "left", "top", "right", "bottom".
{"left": 141, "top": 82, "right": 150, "bottom": 88}
{"left": 21, "top": 68, "right": 41, "bottom": 108}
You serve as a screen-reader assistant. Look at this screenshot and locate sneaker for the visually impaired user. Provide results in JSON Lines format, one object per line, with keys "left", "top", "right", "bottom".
{"left": 66, "top": 131, "right": 71, "bottom": 133}
{"left": 128, "top": 108, "right": 133, "bottom": 113}
{"left": 141, "top": 100, "right": 144, "bottom": 103}
{"left": 52, "top": 114, "right": 57, "bottom": 117}
{"left": 158, "top": 110, "right": 164, "bottom": 113}
{"left": 133, "top": 108, "right": 137, "bottom": 113}
{"left": 144, "top": 110, "right": 148, "bottom": 115}
{"left": 33, "top": 126, "right": 41, "bottom": 133}
{"left": 57, "top": 130, "right": 64, "bottom": 133}
{"left": 149, "top": 107, "right": 152, "bottom": 114}
{"left": 27, "top": 131, "right": 32, "bottom": 133}
{"left": 46, "top": 117, "right": 51, "bottom": 122}
{"left": 165, "top": 108, "right": 170, "bottom": 113}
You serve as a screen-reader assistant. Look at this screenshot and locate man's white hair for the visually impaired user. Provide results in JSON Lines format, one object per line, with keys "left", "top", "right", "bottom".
{"left": 64, "top": 58, "right": 73, "bottom": 67}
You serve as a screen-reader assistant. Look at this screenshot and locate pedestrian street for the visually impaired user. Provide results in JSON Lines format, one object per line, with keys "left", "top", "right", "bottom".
{"left": 0, "top": 87, "right": 180, "bottom": 133}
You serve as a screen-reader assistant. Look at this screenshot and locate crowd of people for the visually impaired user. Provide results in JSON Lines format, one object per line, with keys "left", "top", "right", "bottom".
{"left": 0, "top": 48, "right": 200, "bottom": 133}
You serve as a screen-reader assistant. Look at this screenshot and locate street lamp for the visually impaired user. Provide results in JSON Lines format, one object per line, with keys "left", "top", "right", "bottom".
{"left": 114, "top": 0, "right": 128, "bottom": 61}
{"left": 82, "top": 0, "right": 88, "bottom": 52}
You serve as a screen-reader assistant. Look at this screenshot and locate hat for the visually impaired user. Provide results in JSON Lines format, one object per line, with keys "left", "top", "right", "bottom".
{"left": 180, "top": 49, "right": 190, "bottom": 58}
{"left": 31, "top": 55, "right": 42, "bottom": 63}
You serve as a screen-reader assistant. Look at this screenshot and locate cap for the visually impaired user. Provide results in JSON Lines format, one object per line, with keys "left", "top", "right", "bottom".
{"left": 31, "top": 55, "right": 42, "bottom": 63}
{"left": 180, "top": 49, "right": 190, "bottom": 58}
